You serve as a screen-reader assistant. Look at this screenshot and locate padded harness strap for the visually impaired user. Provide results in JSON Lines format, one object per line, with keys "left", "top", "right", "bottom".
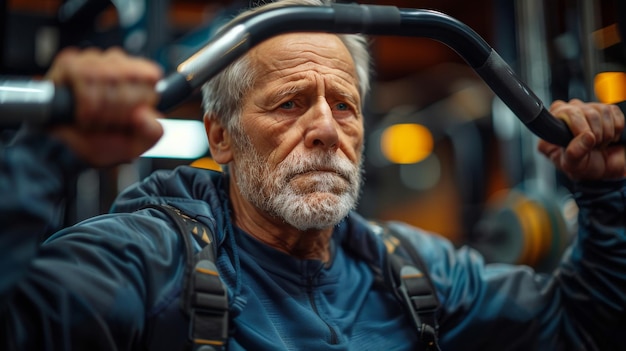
{"left": 378, "top": 222, "right": 442, "bottom": 351}
{"left": 141, "top": 204, "right": 228, "bottom": 351}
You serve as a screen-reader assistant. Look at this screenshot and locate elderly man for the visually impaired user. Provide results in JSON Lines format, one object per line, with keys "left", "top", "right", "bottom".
{"left": 1, "top": 0, "right": 625, "bottom": 350}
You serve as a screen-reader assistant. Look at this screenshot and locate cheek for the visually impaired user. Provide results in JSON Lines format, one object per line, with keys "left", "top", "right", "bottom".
{"left": 343, "top": 123, "right": 364, "bottom": 159}
{"left": 264, "top": 127, "right": 306, "bottom": 164}
{"left": 240, "top": 119, "right": 282, "bottom": 153}
{"left": 266, "top": 139, "right": 299, "bottom": 167}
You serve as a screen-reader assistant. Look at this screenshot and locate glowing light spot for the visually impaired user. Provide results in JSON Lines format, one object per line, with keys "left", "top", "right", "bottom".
{"left": 594, "top": 72, "right": 626, "bottom": 104}
{"left": 141, "top": 119, "right": 208, "bottom": 159}
{"left": 380, "top": 123, "right": 434, "bottom": 164}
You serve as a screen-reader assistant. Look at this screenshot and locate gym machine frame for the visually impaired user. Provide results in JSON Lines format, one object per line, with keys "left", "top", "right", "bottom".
{"left": 1, "top": 3, "right": 625, "bottom": 146}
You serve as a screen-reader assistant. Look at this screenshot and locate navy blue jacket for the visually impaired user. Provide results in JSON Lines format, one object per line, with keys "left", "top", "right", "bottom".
{"left": 1, "top": 133, "right": 625, "bottom": 350}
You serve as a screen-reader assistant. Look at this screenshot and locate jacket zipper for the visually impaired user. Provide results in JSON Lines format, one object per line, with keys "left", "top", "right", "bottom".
{"left": 307, "top": 278, "right": 338, "bottom": 344}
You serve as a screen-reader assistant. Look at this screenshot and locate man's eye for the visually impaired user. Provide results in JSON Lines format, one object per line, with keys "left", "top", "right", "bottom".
{"left": 280, "top": 101, "right": 295, "bottom": 109}
{"left": 335, "top": 102, "right": 350, "bottom": 111}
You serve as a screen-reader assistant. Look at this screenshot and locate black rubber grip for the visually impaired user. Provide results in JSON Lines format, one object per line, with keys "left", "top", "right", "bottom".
{"left": 475, "top": 50, "right": 542, "bottom": 124}
{"left": 48, "top": 86, "right": 75, "bottom": 125}
{"left": 331, "top": 3, "right": 401, "bottom": 32}
{"left": 526, "top": 106, "right": 626, "bottom": 147}
{"left": 156, "top": 72, "right": 193, "bottom": 112}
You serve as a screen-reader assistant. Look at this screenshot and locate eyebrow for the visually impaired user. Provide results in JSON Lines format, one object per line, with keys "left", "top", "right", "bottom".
{"left": 269, "top": 85, "right": 306, "bottom": 105}
{"left": 268, "top": 83, "right": 360, "bottom": 106}
{"left": 330, "top": 87, "right": 359, "bottom": 106}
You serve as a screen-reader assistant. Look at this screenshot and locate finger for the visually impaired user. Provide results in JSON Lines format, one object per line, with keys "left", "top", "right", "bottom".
{"left": 71, "top": 49, "right": 161, "bottom": 130}
{"left": 564, "top": 131, "right": 595, "bottom": 165}
{"left": 92, "top": 81, "right": 160, "bottom": 131}
{"left": 605, "top": 146, "right": 626, "bottom": 178}
{"left": 537, "top": 139, "right": 561, "bottom": 161}
{"left": 65, "top": 48, "right": 112, "bottom": 127}
{"left": 95, "top": 107, "right": 164, "bottom": 164}
{"left": 609, "top": 104, "right": 625, "bottom": 143}
{"left": 97, "top": 49, "right": 161, "bottom": 122}
{"left": 548, "top": 99, "right": 568, "bottom": 111}
{"left": 102, "top": 47, "right": 162, "bottom": 87}
{"left": 130, "top": 106, "right": 164, "bottom": 147}
{"left": 598, "top": 103, "right": 616, "bottom": 146}
{"left": 44, "top": 47, "right": 82, "bottom": 84}
{"left": 51, "top": 107, "right": 164, "bottom": 167}
{"left": 579, "top": 102, "right": 615, "bottom": 146}
{"left": 578, "top": 103, "right": 603, "bottom": 143}
{"left": 122, "top": 79, "right": 160, "bottom": 108}
{"left": 122, "top": 56, "right": 163, "bottom": 85}
{"left": 570, "top": 100, "right": 620, "bottom": 146}
{"left": 550, "top": 102, "right": 590, "bottom": 138}
{"left": 74, "top": 78, "right": 102, "bottom": 128}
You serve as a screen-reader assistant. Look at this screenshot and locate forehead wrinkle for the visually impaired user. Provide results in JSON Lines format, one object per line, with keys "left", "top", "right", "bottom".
{"left": 265, "top": 70, "right": 359, "bottom": 100}
{"left": 263, "top": 68, "right": 346, "bottom": 86}
{"left": 291, "top": 47, "right": 354, "bottom": 70}
{"left": 256, "top": 48, "right": 356, "bottom": 81}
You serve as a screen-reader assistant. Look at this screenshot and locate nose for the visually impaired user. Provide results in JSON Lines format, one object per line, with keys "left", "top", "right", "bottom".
{"left": 304, "top": 97, "right": 340, "bottom": 150}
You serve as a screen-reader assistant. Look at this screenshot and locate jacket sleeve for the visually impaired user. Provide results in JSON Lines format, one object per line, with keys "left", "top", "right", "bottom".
{"left": 390, "top": 179, "right": 626, "bottom": 351}
{"left": 0, "top": 133, "right": 188, "bottom": 350}
{"left": 0, "top": 132, "right": 85, "bottom": 301}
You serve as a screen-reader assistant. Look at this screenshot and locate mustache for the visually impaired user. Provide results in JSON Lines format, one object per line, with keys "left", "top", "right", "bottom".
{"left": 281, "top": 152, "right": 356, "bottom": 182}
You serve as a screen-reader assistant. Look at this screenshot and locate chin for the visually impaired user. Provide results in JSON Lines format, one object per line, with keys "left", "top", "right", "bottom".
{"left": 279, "top": 193, "right": 354, "bottom": 231}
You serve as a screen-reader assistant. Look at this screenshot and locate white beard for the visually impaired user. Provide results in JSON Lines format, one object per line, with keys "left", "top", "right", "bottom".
{"left": 231, "top": 132, "right": 363, "bottom": 231}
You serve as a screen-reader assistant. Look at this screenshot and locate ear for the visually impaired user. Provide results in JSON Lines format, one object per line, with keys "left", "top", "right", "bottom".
{"left": 204, "top": 114, "right": 234, "bottom": 164}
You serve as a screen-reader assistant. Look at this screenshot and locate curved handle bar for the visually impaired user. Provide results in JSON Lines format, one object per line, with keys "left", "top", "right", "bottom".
{"left": 1, "top": 3, "right": 625, "bottom": 147}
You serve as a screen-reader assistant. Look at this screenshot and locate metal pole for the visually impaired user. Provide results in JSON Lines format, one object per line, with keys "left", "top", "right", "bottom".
{"left": 578, "top": 0, "right": 601, "bottom": 101}
{"left": 514, "top": 0, "right": 556, "bottom": 193}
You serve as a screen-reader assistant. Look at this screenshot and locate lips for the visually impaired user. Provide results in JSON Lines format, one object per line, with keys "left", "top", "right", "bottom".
{"left": 290, "top": 168, "right": 349, "bottom": 183}
{"left": 290, "top": 173, "right": 347, "bottom": 195}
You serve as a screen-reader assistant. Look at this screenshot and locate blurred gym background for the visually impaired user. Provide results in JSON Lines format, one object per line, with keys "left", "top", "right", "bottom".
{"left": 2, "top": 0, "right": 625, "bottom": 271}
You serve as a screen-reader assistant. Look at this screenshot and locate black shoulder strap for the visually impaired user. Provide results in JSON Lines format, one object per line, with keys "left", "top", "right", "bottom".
{"left": 140, "top": 204, "right": 229, "bottom": 351}
{"left": 377, "top": 222, "right": 442, "bottom": 351}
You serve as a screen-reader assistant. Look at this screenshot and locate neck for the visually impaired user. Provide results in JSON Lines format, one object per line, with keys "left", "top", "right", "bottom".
{"left": 228, "top": 180, "right": 334, "bottom": 262}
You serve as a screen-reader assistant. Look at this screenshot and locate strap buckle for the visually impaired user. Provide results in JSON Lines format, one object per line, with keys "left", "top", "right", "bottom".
{"left": 395, "top": 262, "right": 442, "bottom": 351}
{"left": 189, "top": 260, "right": 229, "bottom": 350}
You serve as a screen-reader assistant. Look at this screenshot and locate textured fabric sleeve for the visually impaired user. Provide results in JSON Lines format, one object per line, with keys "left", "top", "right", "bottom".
{"left": 557, "top": 179, "right": 626, "bottom": 349}
{"left": 0, "top": 210, "right": 189, "bottom": 351}
{"left": 0, "top": 133, "right": 189, "bottom": 350}
{"left": 0, "top": 131, "right": 86, "bottom": 301}
{"left": 385, "top": 179, "right": 626, "bottom": 351}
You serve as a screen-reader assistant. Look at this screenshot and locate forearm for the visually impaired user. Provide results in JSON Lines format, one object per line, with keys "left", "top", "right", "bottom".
{"left": 420, "top": 178, "right": 626, "bottom": 349}
{"left": 558, "top": 178, "right": 626, "bottom": 347}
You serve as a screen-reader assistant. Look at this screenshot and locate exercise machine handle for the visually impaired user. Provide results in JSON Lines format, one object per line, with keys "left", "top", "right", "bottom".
{"left": 1, "top": 3, "right": 624, "bottom": 147}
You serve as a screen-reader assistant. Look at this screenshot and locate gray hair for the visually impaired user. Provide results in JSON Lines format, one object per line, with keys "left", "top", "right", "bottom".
{"left": 201, "top": 0, "right": 371, "bottom": 132}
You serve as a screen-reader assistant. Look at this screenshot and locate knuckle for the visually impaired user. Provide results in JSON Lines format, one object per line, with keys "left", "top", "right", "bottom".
{"left": 599, "top": 104, "right": 613, "bottom": 119}
{"left": 564, "top": 147, "right": 579, "bottom": 161}
{"left": 585, "top": 108, "right": 601, "bottom": 124}
{"left": 104, "top": 46, "right": 126, "bottom": 58}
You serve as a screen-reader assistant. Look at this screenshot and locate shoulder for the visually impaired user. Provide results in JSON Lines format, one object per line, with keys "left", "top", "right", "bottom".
{"left": 366, "top": 219, "right": 493, "bottom": 296}
{"left": 344, "top": 213, "right": 466, "bottom": 277}
{"left": 112, "top": 167, "right": 227, "bottom": 223}
{"left": 114, "top": 166, "right": 223, "bottom": 202}
{"left": 368, "top": 220, "right": 459, "bottom": 265}
{"left": 46, "top": 209, "right": 188, "bottom": 268}
{"left": 43, "top": 209, "right": 190, "bottom": 312}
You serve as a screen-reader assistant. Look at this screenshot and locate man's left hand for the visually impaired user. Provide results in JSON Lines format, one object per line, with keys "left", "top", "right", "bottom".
{"left": 538, "top": 99, "right": 626, "bottom": 181}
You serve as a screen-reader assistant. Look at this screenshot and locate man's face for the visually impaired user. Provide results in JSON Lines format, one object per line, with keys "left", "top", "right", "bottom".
{"left": 230, "top": 33, "right": 364, "bottom": 230}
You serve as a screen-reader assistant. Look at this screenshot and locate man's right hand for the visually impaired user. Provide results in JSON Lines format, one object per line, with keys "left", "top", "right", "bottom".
{"left": 45, "top": 47, "right": 164, "bottom": 168}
